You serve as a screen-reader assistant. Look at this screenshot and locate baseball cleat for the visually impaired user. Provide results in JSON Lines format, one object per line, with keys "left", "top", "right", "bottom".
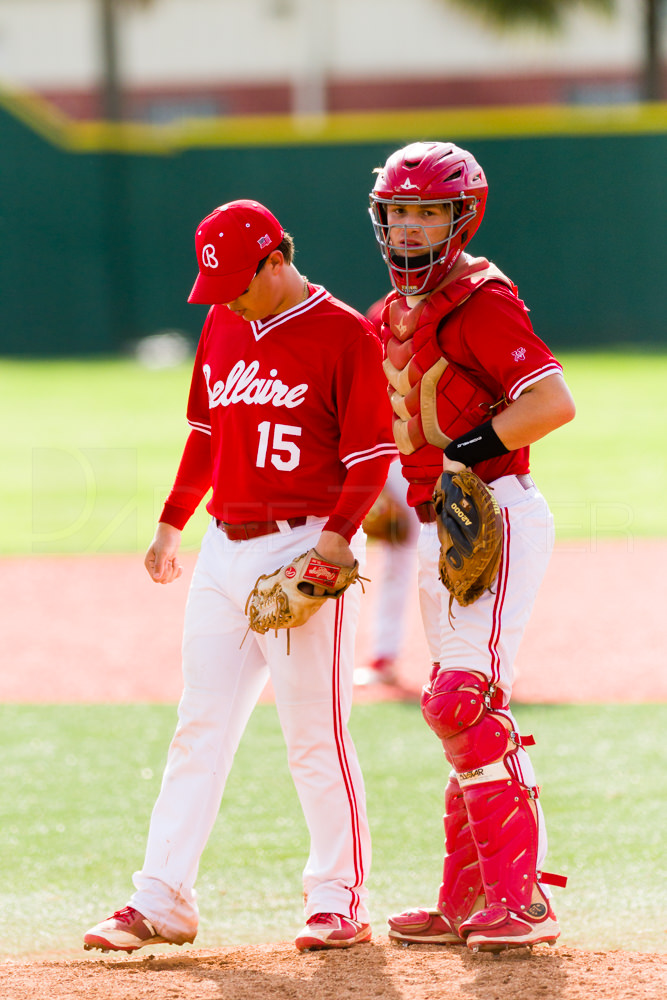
{"left": 295, "top": 912, "right": 372, "bottom": 951}
{"left": 353, "top": 658, "right": 398, "bottom": 687}
{"left": 460, "top": 902, "right": 561, "bottom": 953}
{"left": 83, "top": 906, "right": 173, "bottom": 953}
{"left": 387, "top": 906, "right": 464, "bottom": 945}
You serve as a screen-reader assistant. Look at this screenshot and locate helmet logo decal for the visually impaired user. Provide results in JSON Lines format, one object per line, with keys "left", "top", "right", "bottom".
{"left": 399, "top": 179, "right": 420, "bottom": 190}
{"left": 202, "top": 244, "right": 218, "bottom": 269}
{"left": 257, "top": 234, "right": 272, "bottom": 249}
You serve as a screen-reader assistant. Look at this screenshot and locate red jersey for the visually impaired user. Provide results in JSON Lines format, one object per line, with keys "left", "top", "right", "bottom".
{"left": 380, "top": 261, "right": 563, "bottom": 505}
{"left": 435, "top": 278, "right": 562, "bottom": 483}
{"left": 161, "top": 284, "right": 396, "bottom": 537}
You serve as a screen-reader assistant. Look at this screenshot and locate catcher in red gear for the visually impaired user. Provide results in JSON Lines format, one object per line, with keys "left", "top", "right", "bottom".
{"left": 369, "top": 141, "right": 575, "bottom": 953}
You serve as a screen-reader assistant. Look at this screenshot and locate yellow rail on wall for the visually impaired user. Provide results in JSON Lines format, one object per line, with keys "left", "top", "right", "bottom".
{"left": 1, "top": 83, "right": 666, "bottom": 154}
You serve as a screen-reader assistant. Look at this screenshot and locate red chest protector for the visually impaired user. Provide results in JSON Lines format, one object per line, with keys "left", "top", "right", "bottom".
{"left": 381, "top": 257, "right": 516, "bottom": 505}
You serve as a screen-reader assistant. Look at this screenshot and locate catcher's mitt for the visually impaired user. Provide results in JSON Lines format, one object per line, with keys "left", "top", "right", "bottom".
{"left": 432, "top": 470, "right": 503, "bottom": 612}
{"left": 244, "top": 548, "right": 361, "bottom": 653}
{"left": 362, "top": 489, "right": 410, "bottom": 544}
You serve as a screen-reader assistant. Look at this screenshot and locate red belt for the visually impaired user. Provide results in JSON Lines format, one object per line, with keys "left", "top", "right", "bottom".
{"left": 215, "top": 516, "right": 308, "bottom": 541}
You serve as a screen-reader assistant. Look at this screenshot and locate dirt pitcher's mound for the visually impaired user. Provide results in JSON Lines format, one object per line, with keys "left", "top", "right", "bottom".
{"left": 2, "top": 940, "right": 665, "bottom": 1000}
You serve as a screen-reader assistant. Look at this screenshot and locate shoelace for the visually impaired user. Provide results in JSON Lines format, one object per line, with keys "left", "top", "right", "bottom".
{"left": 308, "top": 913, "right": 338, "bottom": 926}
{"left": 112, "top": 906, "right": 139, "bottom": 925}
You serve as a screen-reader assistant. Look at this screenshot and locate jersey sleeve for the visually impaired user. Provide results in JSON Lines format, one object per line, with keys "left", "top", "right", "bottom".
{"left": 159, "top": 429, "right": 212, "bottom": 529}
{"left": 159, "top": 320, "right": 214, "bottom": 529}
{"left": 324, "top": 457, "right": 391, "bottom": 540}
{"left": 324, "top": 322, "right": 397, "bottom": 539}
{"left": 456, "top": 284, "right": 563, "bottom": 401}
{"left": 185, "top": 313, "right": 214, "bottom": 435}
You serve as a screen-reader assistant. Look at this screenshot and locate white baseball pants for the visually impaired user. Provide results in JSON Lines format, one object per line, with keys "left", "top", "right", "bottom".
{"left": 418, "top": 474, "right": 556, "bottom": 874}
{"left": 130, "top": 517, "right": 370, "bottom": 943}
{"left": 370, "top": 459, "right": 419, "bottom": 662}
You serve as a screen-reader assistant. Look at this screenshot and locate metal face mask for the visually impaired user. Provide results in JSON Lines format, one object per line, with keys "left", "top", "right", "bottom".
{"left": 369, "top": 141, "right": 488, "bottom": 296}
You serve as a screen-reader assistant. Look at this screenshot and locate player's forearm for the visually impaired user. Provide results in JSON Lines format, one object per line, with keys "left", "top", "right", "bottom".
{"left": 444, "top": 374, "right": 575, "bottom": 466}
{"left": 324, "top": 454, "right": 393, "bottom": 541}
{"left": 491, "top": 374, "right": 576, "bottom": 451}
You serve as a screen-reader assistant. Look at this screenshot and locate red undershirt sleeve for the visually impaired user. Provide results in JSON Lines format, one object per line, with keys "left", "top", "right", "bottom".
{"left": 324, "top": 454, "right": 392, "bottom": 542}
{"left": 159, "top": 429, "right": 213, "bottom": 530}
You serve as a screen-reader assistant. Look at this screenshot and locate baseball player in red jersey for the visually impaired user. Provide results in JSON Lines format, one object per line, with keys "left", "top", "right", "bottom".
{"left": 84, "top": 199, "right": 395, "bottom": 954}
{"left": 368, "top": 142, "right": 576, "bottom": 952}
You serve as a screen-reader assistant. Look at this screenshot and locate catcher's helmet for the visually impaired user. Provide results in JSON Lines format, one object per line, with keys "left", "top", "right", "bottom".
{"left": 369, "top": 141, "right": 488, "bottom": 295}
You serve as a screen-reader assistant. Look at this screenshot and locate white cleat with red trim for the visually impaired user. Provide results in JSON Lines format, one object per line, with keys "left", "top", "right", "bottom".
{"left": 295, "top": 912, "right": 372, "bottom": 951}
{"left": 83, "top": 906, "right": 181, "bottom": 953}
{"left": 461, "top": 901, "right": 561, "bottom": 953}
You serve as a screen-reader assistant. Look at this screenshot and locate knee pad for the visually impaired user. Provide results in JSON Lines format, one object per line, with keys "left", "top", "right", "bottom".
{"left": 420, "top": 670, "right": 496, "bottom": 742}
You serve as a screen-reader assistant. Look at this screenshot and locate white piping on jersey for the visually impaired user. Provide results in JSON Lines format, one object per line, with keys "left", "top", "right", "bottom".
{"left": 187, "top": 423, "right": 395, "bottom": 467}
{"left": 250, "top": 285, "right": 329, "bottom": 341}
{"left": 508, "top": 363, "right": 563, "bottom": 401}
{"left": 188, "top": 419, "right": 212, "bottom": 436}
{"left": 343, "top": 442, "right": 398, "bottom": 469}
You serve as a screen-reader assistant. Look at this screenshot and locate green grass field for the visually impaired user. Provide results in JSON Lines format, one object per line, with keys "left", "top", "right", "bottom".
{"left": 0, "top": 702, "right": 664, "bottom": 957}
{"left": 1, "top": 351, "right": 666, "bottom": 555}
{"left": 1, "top": 352, "right": 665, "bottom": 958}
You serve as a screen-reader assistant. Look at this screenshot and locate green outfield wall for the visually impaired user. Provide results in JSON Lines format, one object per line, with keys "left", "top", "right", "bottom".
{"left": 1, "top": 92, "right": 666, "bottom": 356}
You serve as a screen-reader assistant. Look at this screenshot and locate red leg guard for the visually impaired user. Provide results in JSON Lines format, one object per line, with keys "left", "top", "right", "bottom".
{"left": 456, "top": 763, "right": 539, "bottom": 914}
{"left": 437, "top": 776, "right": 484, "bottom": 930}
{"left": 420, "top": 669, "right": 542, "bottom": 917}
{"left": 387, "top": 775, "right": 483, "bottom": 945}
{"left": 421, "top": 670, "right": 492, "bottom": 741}
{"left": 440, "top": 704, "right": 541, "bottom": 914}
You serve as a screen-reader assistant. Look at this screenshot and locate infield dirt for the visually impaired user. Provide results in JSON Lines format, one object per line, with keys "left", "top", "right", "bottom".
{"left": 2, "top": 941, "right": 665, "bottom": 1000}
{"left": 2, "top": 540, "right": 665, "bottom": 998}
{"left": 2, "top": 538, "right": 665, "bottom": 703}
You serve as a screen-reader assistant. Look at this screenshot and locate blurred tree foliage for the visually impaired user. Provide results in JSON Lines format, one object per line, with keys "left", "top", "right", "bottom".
{"left": 447, "top": 0, "right": 614, "bottom": 29}
{"left": 446, "top": 0, "right": 663, "bottom": 100}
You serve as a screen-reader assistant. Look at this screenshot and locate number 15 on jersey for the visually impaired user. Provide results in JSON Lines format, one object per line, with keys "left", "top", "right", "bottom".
{"left": 256, "top": 421, "right": 302, "bottom": 471}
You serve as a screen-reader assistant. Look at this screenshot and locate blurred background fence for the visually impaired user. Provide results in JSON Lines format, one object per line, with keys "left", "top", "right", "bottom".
{"left": 1, "top": 95, "right": 666, "bottom": 357}
{"left": 1, "top": 0, "right": 665, "bottom": 357}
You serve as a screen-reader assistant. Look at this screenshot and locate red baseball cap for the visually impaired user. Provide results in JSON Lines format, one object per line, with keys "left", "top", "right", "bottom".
{"left": 188, "top": 199, "right": 284, "bottom": 304}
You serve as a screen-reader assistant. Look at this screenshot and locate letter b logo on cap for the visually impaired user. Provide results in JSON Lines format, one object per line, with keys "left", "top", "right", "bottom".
{"left": 202, "top": 244, "right": 218, "bottom": 269}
